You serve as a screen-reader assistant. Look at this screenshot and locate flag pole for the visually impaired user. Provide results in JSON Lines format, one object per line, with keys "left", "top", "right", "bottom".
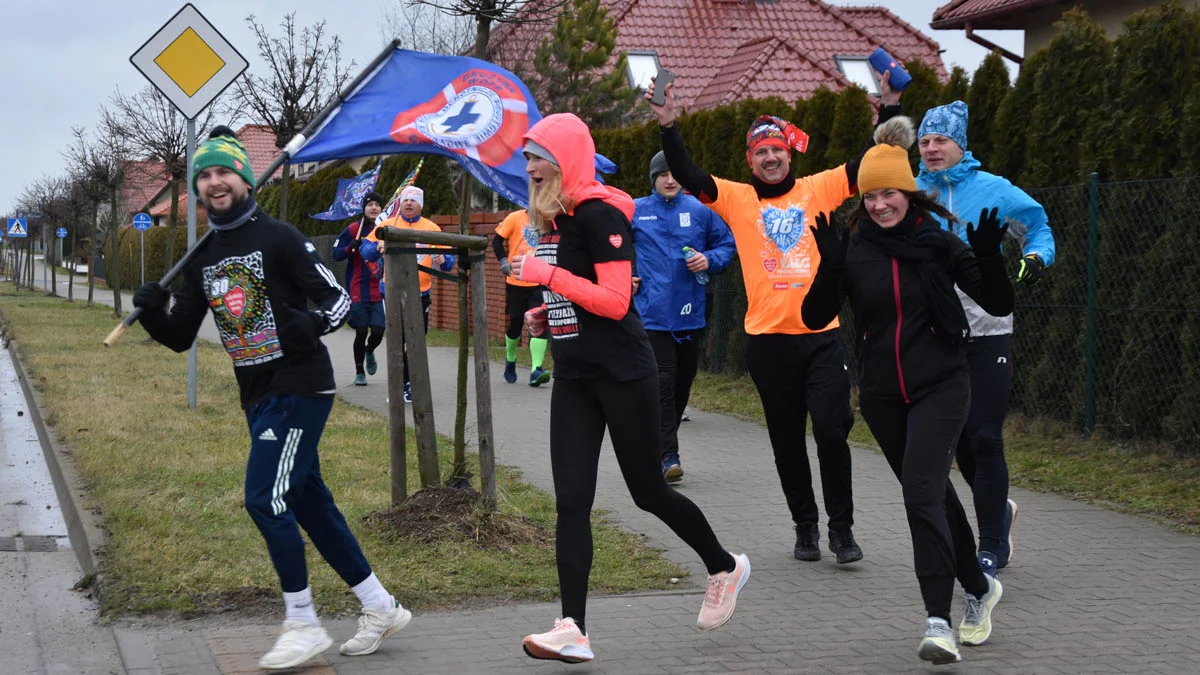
{"left": 104, "top": 39, "right": 402, "bottom": 346}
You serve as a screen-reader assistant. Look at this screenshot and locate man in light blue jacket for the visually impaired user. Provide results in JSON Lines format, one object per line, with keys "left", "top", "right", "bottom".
{"left": 916, "top": 100, "right": 1056, "bottom": 576}
{"left": 632, "top": 151, "right": 736, "bottom": 483}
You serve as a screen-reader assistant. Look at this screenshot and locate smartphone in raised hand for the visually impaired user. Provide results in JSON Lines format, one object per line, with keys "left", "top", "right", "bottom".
{"left": 651, "top": 69, "right": 676, "bottom": 106}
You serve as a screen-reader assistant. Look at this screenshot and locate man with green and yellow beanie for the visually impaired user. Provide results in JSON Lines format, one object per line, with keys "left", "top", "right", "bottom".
{"left": 132, "top": 125, "right": 414, "bottom": 670}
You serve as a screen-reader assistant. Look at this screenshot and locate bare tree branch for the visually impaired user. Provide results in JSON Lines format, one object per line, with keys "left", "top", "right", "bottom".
{"left": 231, "top": 12, "right": 355, "bottom": 149}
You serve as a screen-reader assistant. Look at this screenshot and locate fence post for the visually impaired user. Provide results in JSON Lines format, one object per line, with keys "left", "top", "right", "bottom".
{"left": 1084, "top": 171, "right": 1099, "bottom": 432}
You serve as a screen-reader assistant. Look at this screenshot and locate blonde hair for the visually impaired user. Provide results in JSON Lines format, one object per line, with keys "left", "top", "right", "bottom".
{"left": 527, "top": 168, "right": 575, "bottom": 233}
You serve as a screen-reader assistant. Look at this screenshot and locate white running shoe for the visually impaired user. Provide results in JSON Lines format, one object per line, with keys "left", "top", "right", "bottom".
{"left": 340, "top": 601, "right": 413, "bottom": 656}
{"left": 918, "top": 617, "right": 962, "bottom": 664}
{"left": 258, "top": 620, "right": 333, "bottom": 670}
{"left": 522, "top": 617, "right": 593, "bottom": 663}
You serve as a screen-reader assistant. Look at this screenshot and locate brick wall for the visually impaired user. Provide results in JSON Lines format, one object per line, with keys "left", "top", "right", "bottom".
{"left": 425, "top": 211, "right": 514, "bottom": 340}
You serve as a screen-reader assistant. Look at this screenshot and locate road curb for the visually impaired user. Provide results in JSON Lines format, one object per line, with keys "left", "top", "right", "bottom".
{"left": 5, "top": 331, "right": 105, "bottom": 586}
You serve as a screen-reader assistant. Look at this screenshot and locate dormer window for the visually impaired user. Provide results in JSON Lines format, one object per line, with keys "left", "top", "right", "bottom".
{"left": 834, "top": 55, "right": 880, "bottom": 95}
{"left": 626, "top": 50, "right": 661, "bottom": 90}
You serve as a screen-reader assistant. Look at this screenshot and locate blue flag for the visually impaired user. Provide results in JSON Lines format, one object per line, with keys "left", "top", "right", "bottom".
{"left": 292, "top": 49, "right": 541, "bottom": 206}
{"left": 309, "top": 160, "right": 382, "bottom": 221}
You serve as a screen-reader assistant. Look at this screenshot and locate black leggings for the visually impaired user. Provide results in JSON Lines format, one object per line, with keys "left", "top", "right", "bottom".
{"left": 955, "top": 334, "right": 1012, "bottom": 556}
{"left": 860, "top": 371, "right": 988, "bottom": 621}
{"left": 647, "top": 329, "right": 701, "bottom": 457}
{"left": 745, "top": 331, "right": 855, "bottom": 529}
{"left": 550, "top": 375, "right": 734, "bottom": 630}
{"left": 353, "top": 326, "right": 385, "bottom": 373}
{"left": 505, "top": 284, "right": 542, "bottom": 340}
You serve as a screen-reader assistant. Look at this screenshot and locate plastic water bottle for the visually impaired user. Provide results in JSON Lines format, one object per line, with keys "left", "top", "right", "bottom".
{"left": 682, "top": 247, "right": 709, "bottom": 285}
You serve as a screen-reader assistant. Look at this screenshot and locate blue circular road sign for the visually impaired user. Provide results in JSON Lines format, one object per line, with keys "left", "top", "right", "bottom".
{"left": 56, "top": 227, "right": 67, "bottom": 239}
{"left": 133, "top": 213, "right": 153, "bottom": 231}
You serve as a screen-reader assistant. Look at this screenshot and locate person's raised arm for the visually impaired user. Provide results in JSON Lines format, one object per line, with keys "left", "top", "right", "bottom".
{"left": 645, "top": 78, "right": 719, "bottom": 203}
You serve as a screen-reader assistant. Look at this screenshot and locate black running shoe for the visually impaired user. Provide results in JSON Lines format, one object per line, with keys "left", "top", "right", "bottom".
{"left": 793, "top": 523, "right": 821, "bottom": 561}
{"left": 829, "top": 527, "right": 863, "bottom": 564}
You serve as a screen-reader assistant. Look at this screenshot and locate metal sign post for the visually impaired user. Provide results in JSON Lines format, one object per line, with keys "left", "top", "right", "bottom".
{"left": 130, "top": 3, "right": 247, "bottom": 408}
{"left": 133, "top": 213, "right": 152, "bottom": 286}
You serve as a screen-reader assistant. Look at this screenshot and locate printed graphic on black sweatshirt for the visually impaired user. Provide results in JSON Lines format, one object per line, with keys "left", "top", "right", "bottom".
{"left": 202, "top": 251, "right": 281, "bottom": 366}
{"left": 535, "top": 232, "right": 579, "bottom": 341}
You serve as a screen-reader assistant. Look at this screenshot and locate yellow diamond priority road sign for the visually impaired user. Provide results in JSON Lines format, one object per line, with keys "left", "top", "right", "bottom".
{"left": 130, "top": 3, "right": 247, "bottom": 119}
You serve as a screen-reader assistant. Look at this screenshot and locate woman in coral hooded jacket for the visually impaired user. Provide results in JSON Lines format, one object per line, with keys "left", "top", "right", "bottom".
{"left": 509, "top": 113, "right": 749, "bottom": 664}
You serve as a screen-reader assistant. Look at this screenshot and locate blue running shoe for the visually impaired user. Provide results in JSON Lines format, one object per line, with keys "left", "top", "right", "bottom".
{"left": 403, "top": 382, "right": 412, "bottom": 403}
{"left": 365, "top": 351, "right": 378, "bottom": 376}
{"left": 662, "top": 452, "right": 683, "bottom": 483}
{"left": 530, "top": 367, "right": 551, "bottom": 387}
{"left": 978, "top": 550, "right": 999, "bottom": 579}
{"left": 353, "top": 373, "right": 367, "bottom": 386}
{"left": 504, "top": 361, "right": 518, "bottom": 383}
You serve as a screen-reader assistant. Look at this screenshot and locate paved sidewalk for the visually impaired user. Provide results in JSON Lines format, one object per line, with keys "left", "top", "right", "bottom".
{"left": 16, "top": 275, "right": 1200, "bottom": 673}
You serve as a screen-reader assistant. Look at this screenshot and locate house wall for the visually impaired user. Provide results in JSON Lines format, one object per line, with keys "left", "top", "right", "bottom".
{"left": 1024, "top": 0, "right": 1199, "bottom": 54}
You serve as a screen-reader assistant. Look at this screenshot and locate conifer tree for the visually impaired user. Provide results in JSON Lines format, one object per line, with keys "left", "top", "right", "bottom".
{"left": 826, "top": 86, "right": 874, "bottom": 168}
{"left": 965, "top": 52, "right": 1010, "bottom": 167}
{"left": 943, "top": 66, "right": 970, "bottom": 103}
{"left": 531, "top": 0, "right": 638, "bottom": 129}
{"left": 798, "top": 88, "right": 838, "bottom": 175}
{"left": 989, "top": 50, "right": 1045, "bottom": 181}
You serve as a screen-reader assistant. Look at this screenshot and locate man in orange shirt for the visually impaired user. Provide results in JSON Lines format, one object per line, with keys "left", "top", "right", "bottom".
{"left": 493, "top": 208, "right": 551, "bottom": 386}
{"left": 646, "top": 73, "right": 902, "bottom": 565}
{"left": 362, "top": 185, "right": 454, "bottom": 403}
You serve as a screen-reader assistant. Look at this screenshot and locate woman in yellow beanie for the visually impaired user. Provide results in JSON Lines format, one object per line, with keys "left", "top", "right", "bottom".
{"left": 801, "top": 116, "right": 1014, "bottom": 665}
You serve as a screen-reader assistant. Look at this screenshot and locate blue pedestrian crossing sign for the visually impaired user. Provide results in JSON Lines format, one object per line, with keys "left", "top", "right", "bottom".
{"left": 56, "top": 227, "right": 68, "bottom": 239}
{"left": 133, "top": 213, "right": 152, "bottom": 231}
{"left": 7, "top": 218, "right": 28, "bottom": 237}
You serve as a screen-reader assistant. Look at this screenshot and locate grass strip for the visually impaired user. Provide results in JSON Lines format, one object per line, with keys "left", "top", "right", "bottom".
{"left": 0, "top": 291, "right": 684, "bottom": 618}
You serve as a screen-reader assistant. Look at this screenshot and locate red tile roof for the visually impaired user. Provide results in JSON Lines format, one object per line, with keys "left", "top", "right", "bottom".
{"left": 490, "top": 0, "right": 948, "bottom": 111}
{"left": 236, "top": 124, "right": 286, "bottom": 182}
{"left": 931, "top": 0, "right": 1055, "bottom": 30}
{"left": 147, "top": 189, "right": 206, "bottom": 221}
{"left": 121, "top": 160, "right": 170, "bottom": 216}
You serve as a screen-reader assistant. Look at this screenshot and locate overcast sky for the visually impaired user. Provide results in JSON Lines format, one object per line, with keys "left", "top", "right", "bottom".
{"left": 0, "top": 0, "right": 1023, "bottom": 217}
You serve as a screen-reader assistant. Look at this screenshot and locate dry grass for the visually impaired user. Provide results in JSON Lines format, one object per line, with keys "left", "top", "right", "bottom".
{"left": 0, "top": 291, "right": 685, "bottom": 619}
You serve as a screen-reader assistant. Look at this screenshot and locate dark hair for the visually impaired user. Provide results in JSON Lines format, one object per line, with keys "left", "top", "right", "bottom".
{"left": 850, "top": 189, "right": 958, "bottom": 231}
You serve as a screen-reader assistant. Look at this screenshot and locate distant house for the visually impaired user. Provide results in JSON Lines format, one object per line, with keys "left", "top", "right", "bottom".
{"left": 489, "top": 0, "right": 948, "bottom": 111}
{"left": 119, "top": 160, "right": 170, "bottom": 222}
{"left": 931, "top": 0, "right": 1199, "bottom": 61}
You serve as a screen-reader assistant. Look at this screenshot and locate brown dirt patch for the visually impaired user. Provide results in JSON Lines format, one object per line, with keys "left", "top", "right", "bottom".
{"left": 363, "top": 486, "right": 552, "bottom": 551}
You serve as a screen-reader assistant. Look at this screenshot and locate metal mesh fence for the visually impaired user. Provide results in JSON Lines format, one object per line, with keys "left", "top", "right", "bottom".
{"left": 698, "top": 175, "right": 1200, "bottom": 450}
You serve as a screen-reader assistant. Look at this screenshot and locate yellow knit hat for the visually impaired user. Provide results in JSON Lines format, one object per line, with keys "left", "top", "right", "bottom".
{"left": 857, "top": 144, "right": 916, "bottom": 194}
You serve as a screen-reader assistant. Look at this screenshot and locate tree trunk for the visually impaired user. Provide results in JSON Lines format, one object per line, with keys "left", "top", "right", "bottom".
{"left": 165, "top": 180, "right": 180, "bottom": 267}
{"left": 49, "top": 229, "right": 57, "bottom": 297}
{"left": 67, "top": 229, "right": 74, "bottom": 302}
{"left": 88, "top": 205, "right": 97, "bottom": 306}
{"left": 109, "top": 189, "right": 123, "bottom": 316}
{"left": 452, "top": 175, "right": 471, "bottom": 480}
{"left": 279, "top": 166, "right": 290, "bottom": 220}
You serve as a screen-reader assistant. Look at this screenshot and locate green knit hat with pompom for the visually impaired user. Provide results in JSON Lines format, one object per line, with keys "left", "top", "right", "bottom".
{"left": 191, "top": 125, "right": 254, "bottom": 194}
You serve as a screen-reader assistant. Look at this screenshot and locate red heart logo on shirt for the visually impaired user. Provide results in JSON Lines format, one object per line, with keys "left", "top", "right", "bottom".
{"left": 609, "top": 234, "right": 623, "bottom": 248}
{"left": 224, "top": 287, "right": 246, "bottom": 317}
{"left": 763, "top": 258, "right": 778, "bottom": 272}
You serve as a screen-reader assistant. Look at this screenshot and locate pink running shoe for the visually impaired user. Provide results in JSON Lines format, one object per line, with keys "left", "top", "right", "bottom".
{"left": 697, "top": 552, "right": 751, "bottom": 630}
{"left": 522, "top": 617, "right": 594, "bottom": 663}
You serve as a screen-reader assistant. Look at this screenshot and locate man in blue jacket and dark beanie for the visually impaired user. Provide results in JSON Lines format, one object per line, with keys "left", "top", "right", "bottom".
{"left": 631, "top": 150, "right": 736, "bottom": 483}
{"left": 915, "top": 100, "right": 1056, "bottom": 577}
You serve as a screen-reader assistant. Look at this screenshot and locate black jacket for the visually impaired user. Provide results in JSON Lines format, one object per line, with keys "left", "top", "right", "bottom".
{"left": 139, "top": 208, "right": 350, "bottom": 409}
{"left": 802, "top": 213, "right": 1013, "bottom": 403}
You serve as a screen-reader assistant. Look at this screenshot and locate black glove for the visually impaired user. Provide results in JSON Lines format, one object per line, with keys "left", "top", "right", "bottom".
{"left": 346, "top": 239, "right": 361, "bottom": 252}
{"left": 133, "top": 282, "right": 170, "bottom": 313}
{"left": 1016, "top": 254, "right": 1044, "bottom": 284}
{"left": 277, "top": 305, "right": 324, "bottom": 356}
{"left": 966, "top": 207, "right": 1008, "bottom": 258}
{"left": 809, "top": 211, "right": 848, "bottom": 269}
